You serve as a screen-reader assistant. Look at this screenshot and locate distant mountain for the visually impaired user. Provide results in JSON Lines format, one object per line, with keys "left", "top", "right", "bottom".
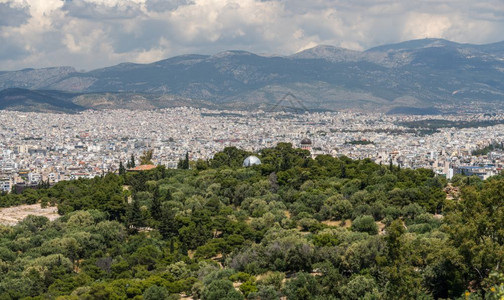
{"left": 289, "top": 45, "right": 364, "bottom": 62}
{"left": 0, "top": 38, "right": 503, "bottom": 113}
{"left": 0, "top": 88, "right": 84, "bottom": 113}
{"left": 0, "top": 88, "right": 217, "bottom": 113}
{"left": 0, "top": 67, "right": 77, "bottom": 90}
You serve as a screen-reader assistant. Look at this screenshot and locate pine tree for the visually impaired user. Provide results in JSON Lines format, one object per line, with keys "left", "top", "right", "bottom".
{"left": 159, "top": 207, "right": 177, "bottom": 239}
{"left": 128, "top": 199, "right": 144, "bottom": 230}
{"left": 151, "top": 187, "right": 162, "bottom": 221}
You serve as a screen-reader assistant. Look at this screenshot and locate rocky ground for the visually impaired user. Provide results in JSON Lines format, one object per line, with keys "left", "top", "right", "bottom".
{"left": 0, "top": 204, "right": 60, "bottom": 226}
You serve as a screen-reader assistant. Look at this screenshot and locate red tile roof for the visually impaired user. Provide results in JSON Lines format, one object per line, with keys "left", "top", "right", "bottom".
{"left": 128, "top": 164, "right": 157, "bottom": 171}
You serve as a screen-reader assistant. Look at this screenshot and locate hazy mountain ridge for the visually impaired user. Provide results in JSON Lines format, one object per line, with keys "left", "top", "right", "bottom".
{"left": 0, "top": 88, "right": 218, "bottom": 113}
{"left": 0, "top": 88, "right": 84, "bottom": 113}
{"left": 1, "top": 38, "right": 504, "bottom": 113}
{"left": 0, "top": 67, "right": 77, "bottom": 90}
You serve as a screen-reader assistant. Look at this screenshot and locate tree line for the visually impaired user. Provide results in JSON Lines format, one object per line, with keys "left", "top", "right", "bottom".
{"left": 0, "top": 143, "right": 503, "bottom": 299}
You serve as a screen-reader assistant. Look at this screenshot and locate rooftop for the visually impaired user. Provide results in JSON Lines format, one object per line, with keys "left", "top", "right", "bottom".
{"left": 128, "top": 164, "right": 157, "bottom": 171}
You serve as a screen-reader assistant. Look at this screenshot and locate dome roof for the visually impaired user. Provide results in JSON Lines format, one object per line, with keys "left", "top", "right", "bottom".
{"left": 300, "top": 138, "right": 312, "bottom": 145}
{"left": 243, "top": 156, "right": 261, "bottom": 167}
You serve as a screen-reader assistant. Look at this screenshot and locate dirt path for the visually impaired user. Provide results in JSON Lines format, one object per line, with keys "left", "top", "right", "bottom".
{"left": 0, "top": 204, "right": 60, "bottom": 226}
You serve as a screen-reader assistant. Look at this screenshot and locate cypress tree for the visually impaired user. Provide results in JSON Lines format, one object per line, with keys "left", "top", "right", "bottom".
{"left": 178, "top": 152, "right": 190, "bottom": 169}
{"left": 119, "top": 161, "right": 126, "bottom": 175}
{"left": 183, "top": 152, "right": 190, "bottom": 169}
{"left": 130, "top": 154, "right": 136, "bottom": 168}
{"left": 151, "top": 187, "right": 162, "bottom": 221}
{"left": 177, "top": 152, "right": 190, "bottom": 169}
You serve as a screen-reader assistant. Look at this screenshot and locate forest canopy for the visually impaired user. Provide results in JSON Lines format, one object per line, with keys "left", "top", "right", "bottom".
{"left": 0, "top": 143, "right": 503, "bottom": 299}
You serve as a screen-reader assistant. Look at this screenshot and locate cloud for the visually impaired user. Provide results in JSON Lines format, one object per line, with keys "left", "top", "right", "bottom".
{"left": 0, "top": 0, "right": 502, "bottom": 70}
{"left": 61, "top": 0, "right": 145, "bottom": 19}
{"left": 0, "top": 38, "right": 28, "bottom": 61}
{"left": 0, "top": 2, "right": 30, "bottom": 26}
{"left": 145, "top": 0, "right": 194, "bottom": 12}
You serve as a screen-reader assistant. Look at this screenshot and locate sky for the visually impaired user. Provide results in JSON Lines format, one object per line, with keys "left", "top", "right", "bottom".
{"left": 0, "top": 0, "right": 503, "bottom": 71}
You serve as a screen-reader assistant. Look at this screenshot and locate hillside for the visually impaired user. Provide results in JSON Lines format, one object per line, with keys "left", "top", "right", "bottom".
{"left": 0, "top": 38, "right": 504, "bottom": 113}
{"left": 0, "top": 88, "right": 85, "bottom": 113}
{"left": 0, "top": 89, "right": 218, "bottom": 112}
{"left": 0, "top": 145, "right": 503, "bottom": 299}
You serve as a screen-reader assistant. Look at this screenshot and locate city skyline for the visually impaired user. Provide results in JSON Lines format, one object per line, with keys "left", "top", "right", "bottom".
{"left": 2, "top": 108, "right": 504, "bottom": 193}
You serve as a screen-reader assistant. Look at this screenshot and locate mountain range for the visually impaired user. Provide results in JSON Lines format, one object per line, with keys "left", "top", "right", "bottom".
{"left": 1, "top": 38, "right": 503, "bottom": 113}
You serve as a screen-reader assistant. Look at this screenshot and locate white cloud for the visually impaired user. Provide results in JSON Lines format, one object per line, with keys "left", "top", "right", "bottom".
{"left": 0, "top": 0, "right": 502, "bottom": 70}
{"left": 403, "top": 13, "right": 453, "bottom": 40}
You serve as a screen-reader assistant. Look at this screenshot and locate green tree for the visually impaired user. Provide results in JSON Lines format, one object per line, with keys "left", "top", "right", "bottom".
{"left": 151, "top": 187, "right": 162, "bottom": 221}
{"left": 178, "top": 152, "right": 190, "bottom": 169}
{"left": 202, "top": 279, "right": 244, "bottom": 300}
{"left": 130, "top": 154, "right": 136, "bottom": 168}
{"left": 209, "top": 147, "right": 252, "bottom": 169}
{"left": 119, "top": 161, "right": 126, "bottom": 175}
{"left": 196, "top": 159, "right": 209, "bottom": 170}
{"left": 283, "top": 272, "right": 319, "bottom": 300}
{"left": 105, "top": 194, "right": 127, "bottom": 221}
{"left": 143, "top": 285, "right": 169, "bottom": 300}
{"left": 444, "top": 179, "right": 504, "bottom": 291}
{"left": 382, "top": 219, "right": 425, "bottom": 298}
{"left": 351, "top": 215, "right": 378, "bottom": 235}
{"left": 341, "top": 275, "right": 379, "bottom": 299}
{"left": 248, "top": 285, "right": 280, "bottom": 300}
{"left": 128, "top": 199, "right": 145, "bottom": 230}
{"left": 159, "top": 207, "right": 178, "bottom": 240}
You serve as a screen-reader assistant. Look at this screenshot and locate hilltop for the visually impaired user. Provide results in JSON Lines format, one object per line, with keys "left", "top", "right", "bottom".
{"left": 1, "top": 38, "right": 504, "bottom": 113}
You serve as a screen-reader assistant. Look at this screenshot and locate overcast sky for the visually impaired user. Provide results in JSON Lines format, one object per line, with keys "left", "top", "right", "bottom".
{"left": 0, "top": 0, "right": 503, "bottom": 71}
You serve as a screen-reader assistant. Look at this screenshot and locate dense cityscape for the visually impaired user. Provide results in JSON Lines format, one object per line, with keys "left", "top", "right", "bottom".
{"left": 2, "top": 0, "right": 504, "bottom": 298}
{"left": 1, "top": 108, "right": 503, "bottom": 193}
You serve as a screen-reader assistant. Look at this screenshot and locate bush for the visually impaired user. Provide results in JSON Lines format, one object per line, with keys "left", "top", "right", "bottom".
{"left": 283, "top": 272, "right": 319, "bottom": 300}
{"left": 201, "top": 279, "right": 244, "bottom": 300}
{"left": 351, "top": 215, "right": 378, "bottom": 235}
{"left": 143, "top": 285, "right": 169, "bottom": 300}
